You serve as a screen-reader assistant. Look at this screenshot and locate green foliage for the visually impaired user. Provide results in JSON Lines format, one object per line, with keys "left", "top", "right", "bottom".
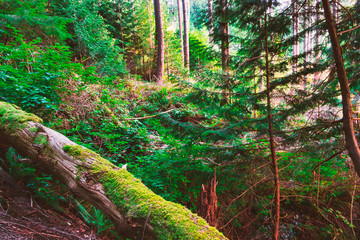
{"left": 189, "top": 31, "right": 216, "bottom": 70}
{"left": 52, "top": 0, "right": 128, "bottom": 76}
{"left": 3, "top": 148, "right": 67, "bottom": 210}
{"left": 74, "top": 200, "right": 113, "bottom": 234}
{"left": 1, "top": 0, "right": 360, "bottom": 239}
{"left": 130, "top": 146, "right": 213, "bottom": 208}
{"left": 0, "top": 0, "right": 71, "bottom": 43}
{"left": 0, "top": 29, "right": 79, "bottom": 116}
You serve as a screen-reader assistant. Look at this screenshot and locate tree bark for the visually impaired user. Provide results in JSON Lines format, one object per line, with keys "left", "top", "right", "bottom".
{"left": 0, "top": 101, "right": 227, "bottom": 240}
{"left": 264, "top": 7, "right": 280, "bottom": 240}
{"left": 219, "top": 0, "right": 229, "bottom": 73}
{"left": 322, "top": 0, "right": 360, "bottom": 177}
{"left": 154, "top": 0, "right": 164, "bottom": 85}
{"left": 292, "top": 0, "right": 299, "bottom": 74}
{"left": 177, "top": 0, "right": 184, "bottom": 61}
{"left": 314, "top": 0, "right": 321, "bottom": 83}
{"left": 219, "top": 0, "right": 230, "bottom": 105}
{"left": 182, "top": 0, "right": 190, "bottom": 71}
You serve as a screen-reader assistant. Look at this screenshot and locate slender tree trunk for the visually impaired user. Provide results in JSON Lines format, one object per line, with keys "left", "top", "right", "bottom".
{"left": 314, "top": 0, "right": 321, "bottom": 83}
{"left": 303, "top": 0, "right": 309, "bottom": 89}
{"left": 264, "top": 7, "right": 280, "bottom": 240}
{"left": 154, "top": 0, "right": 164, "bottom": 84}
{"left": 219, "top": 0, "right": 229, "bottom": 73}
{"left": 208, "top": 0, "right": 214, "bottom": 46}
{"left": 147, "top": 0, "right": 153, "bottom": 81}
{"left": 182, "top": 0, "right": 190, "bottom": 71}
{"left": 219, "top": 0, "right": 230, "bottom": 105}
{"left": 322, "top": 0, "right": 360, "bottom": 177}
{"left": 177, "top": 0, "right": 184, "bottom": 61}
{"left": 292, "top": 0, "right": 299, "bottom": 74}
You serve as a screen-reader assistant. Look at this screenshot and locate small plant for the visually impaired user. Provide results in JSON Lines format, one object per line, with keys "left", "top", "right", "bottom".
{"left": 74, "top": 199, "right": 113, "bottom": 235}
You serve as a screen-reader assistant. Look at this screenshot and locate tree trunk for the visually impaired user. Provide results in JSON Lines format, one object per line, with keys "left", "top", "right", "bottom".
{"left": 154, "top": 0, "right": 164, "bottom": 85}
{"left": 322, "top": 0, "right": 360, "bottom": 177}
{"left": 177, "top": 0, "right": 184, "bottom": 61}
{"left": 292, "top": 0, "right": 300, "bottom": 80}
{"left": 219, "top": 0, "right": 229, "bottom": 73}
{"left": 219, "top": 0, "right": 230, "bottom": 105}
{"left": 314, "top": 0, "right": 321, "bottom": 83}
{"left": 182, "top": 0, "right": 190, "bottom": 71}
{"left": 264, "top": 7, "right": 280, "bottom": 240}
{"left": 303, "top": 0, "right": 309, "bottom": 89}
{"left": 208, "top": 0, "right": 214, "bottom": 46}
{"left": 0, "top": 101, "right": 227, "bottom": 240}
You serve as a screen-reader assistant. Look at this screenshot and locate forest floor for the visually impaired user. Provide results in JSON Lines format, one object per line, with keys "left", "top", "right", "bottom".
{"left": 0, "top": 167, "right": 100, "bottom": 240}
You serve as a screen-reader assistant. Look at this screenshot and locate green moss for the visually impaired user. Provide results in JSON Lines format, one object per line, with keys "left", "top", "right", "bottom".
{"left": 63, "top": 145, "right": 226, "bottom": 239}
{"left": 0, "top": 102, "right": 42, "bottom": 132}
{"left": 34, "top": 134, "right": 48, "bottom": 146}
{"left": 63, "top": 145, "right": 113, "bottom": 167}
{"left": 29, "top": 127, "right": 38, "bottom": 133}
{"left": 90, "top": 159, "right": 226, "bottom": 239}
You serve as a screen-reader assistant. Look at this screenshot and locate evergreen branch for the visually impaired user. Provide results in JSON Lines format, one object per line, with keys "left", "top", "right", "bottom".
{"left": 312, "top": 148, "right": 346, "bottom": 171}
{"left": 338, "top": 25, "right": 360, "bottom": 35}
{"left": 123, "top": 109, "right": 175, "bottom": 121}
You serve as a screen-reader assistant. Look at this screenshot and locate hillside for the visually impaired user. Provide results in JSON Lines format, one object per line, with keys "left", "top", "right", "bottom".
{"left": 1, "top": 0, "right": 360, "bottom": 239}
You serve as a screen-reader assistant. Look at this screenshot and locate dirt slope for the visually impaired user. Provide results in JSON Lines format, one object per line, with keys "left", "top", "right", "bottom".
{"left": 0, "top": 167, "right": 100, "bottom": 240}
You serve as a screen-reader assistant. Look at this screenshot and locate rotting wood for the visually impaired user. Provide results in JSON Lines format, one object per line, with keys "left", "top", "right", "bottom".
{"left": 0, "top": 101, "right": 227, "bottom": 240}
{"left": 197, "top": 170, "right": 218, "bottom": 227}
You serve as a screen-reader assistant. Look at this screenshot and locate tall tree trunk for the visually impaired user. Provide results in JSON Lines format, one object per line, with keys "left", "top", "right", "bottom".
{"left": 292, "top": 0, "right": 299, "bottom": 74}
{"left": 264, "top": 6, "right": 280, "bottom": 240}
{"left": 219, "top": 0, "right": 229, "bottom": 73}
{"left": 219, "top": 0, "right": 230, "bottom": 105}
{"left": 154, "top": 0, "right": 164, "bottom": 84}
{"left": 177, "top": 0, "right": 184, "bottom": 61}
{"left": 314, "top": 0, "right": 321, "bottom": 83}
{"left": 322, "top": 0, "right": 360, "bottom": 177}
{"left": 182, "top": 0, "right": 190, "bottom": 71}
{"left": 147, "top": 0, "right": 153, "bottom": 81}
{"left": 208, "top": 0, "right": 214, "bottom": 46}
{"left": 0, "top": 101, "right": 228, "bottom": 240}
{"left": 303, "top": 0, "right": 309, "bottom": 89}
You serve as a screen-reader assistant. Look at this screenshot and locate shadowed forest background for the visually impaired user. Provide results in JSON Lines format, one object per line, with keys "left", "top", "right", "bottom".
{"left": 1, "top": 0, "right": 360, "bottom": 239}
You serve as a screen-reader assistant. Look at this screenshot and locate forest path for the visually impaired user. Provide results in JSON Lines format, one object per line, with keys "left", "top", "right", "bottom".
{"left": 0, "top": 167, "right": 99, "bottom": 240}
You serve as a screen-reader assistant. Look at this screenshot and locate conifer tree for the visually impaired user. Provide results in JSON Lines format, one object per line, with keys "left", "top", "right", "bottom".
{"left": 322, "top": 0, "right": 360, "bottom": 177}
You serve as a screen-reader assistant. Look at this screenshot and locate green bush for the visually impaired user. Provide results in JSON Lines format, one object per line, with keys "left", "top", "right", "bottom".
{"left": 0, "top": 29, "right": 79, "bottom": 116}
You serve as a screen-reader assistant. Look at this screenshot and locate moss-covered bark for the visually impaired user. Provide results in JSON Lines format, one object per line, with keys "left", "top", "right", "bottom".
{"left": 0, "top": 101, "right": 227, "bottom": 240}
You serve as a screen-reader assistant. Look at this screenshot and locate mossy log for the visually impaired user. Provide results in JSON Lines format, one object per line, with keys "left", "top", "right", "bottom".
{"left": 0, "top": 101, "right": 227, "bottom": 240}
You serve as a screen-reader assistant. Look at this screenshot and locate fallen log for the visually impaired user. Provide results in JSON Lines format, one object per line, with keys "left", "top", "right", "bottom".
{"left": 0, "top": 101, "right": 227, "bottom": 240}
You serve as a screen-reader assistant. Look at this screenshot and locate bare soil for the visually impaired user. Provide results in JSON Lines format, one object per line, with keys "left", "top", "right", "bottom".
{"left": 0, "top": 167, "right": 100, "bottom": 240}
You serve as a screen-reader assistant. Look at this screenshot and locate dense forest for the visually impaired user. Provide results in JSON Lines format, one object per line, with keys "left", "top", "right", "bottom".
{"left": 1, "top": 0, "right": 360, "bottom": 239}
